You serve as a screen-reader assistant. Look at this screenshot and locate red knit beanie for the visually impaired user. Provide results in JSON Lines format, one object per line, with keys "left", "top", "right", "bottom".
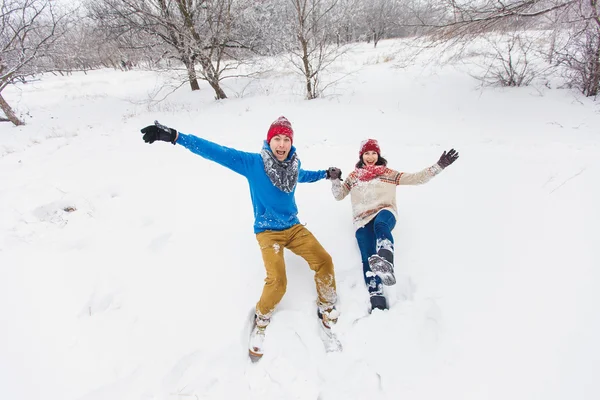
{"left": 359, "top": 139, "right": 380, "bottom": 157}
{"left": 267, "top": 116, "right": 294, "bottom": 144}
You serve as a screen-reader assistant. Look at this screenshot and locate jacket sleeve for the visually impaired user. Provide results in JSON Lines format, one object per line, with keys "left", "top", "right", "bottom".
{"left": 397, "top": 164, "right": 443, "bottom": 185}
{"left": 331, "top": 178, "right": 350, "bottom": 201}
{"left": 176, "top": 133, "right": 254, "bottom": 176}
{"left": 298, "top": 167, "right": 326, "bottom": 183}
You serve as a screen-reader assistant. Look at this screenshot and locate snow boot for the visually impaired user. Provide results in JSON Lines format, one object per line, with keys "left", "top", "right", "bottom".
{"left": 317, "top": 306, "right": 340, "bottom": 330}
{"left": 248, "top": 313, "right": 269, "bottom": 362}
{"left": 368, "top": 250, "right": 396, "bottom": 286}
{"left": 369, "top": 294, "right": 388, "bottom": 312}
{"left": 317, "top": 306, "right": 342, "bottom": 352}
{"left": 378, "top": 248, "right": 394, "bottom": 266}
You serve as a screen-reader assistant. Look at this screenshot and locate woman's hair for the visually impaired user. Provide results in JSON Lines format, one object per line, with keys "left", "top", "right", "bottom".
{"left": 355, "top": 155, "right": 388, "bottom": 168}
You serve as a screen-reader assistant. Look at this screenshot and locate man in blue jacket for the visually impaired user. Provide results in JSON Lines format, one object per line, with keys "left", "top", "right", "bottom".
{"left": 141, "top": 117, "right": 342, "bottom": 360}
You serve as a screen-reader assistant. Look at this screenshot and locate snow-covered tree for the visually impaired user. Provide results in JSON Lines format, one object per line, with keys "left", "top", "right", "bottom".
{"left": 88, "top": 0, "right": 259, "bottom": 99}
{"left": 551, "top": 0, "right": 600, "bottom": 96}
{"left": 404, "top": 0, "right": 600, "bottom": 96}
{"left": 285, "top": 0, "right": 345, "bottom": 99}
{"left": 362, "top": 0, "right": 401, "bottom": 47}
{"left": 0, "top": 0, "right": 70, "bottom": 126}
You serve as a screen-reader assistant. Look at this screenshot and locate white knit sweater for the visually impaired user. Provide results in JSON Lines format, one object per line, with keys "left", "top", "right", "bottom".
{"left": 331, "top": 164, "right": 443, "bottom": 229}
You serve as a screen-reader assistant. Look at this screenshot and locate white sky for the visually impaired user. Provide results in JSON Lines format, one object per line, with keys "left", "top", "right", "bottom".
{"left": 1, "top": 38, "right": 599, "bottom": 400}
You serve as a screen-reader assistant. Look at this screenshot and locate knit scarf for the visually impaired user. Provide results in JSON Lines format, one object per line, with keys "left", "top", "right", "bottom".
{"left": 355, "top": 165, "right": 388, "bottom": 182}
{"left": 261, "top": 148, "right": 299, "bottom": 193}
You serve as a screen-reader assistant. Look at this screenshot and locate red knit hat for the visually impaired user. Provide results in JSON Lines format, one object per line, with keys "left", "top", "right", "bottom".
{"left": 359, "top": 139, "right": 380, "bottom": 156}
{"left": 267, "top": 116, "right": 294, "bottom": 144}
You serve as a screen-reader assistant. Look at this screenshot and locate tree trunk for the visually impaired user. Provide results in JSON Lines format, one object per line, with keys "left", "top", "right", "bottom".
{"left": 0, "top": 93, "right": 24, "bottom": 126}
{"left": 586, "top": 39, "right": 600, "bottom": 96}
{"left": 586, "top": 0, "right": 600, "bottom": 96}
{"left": 547, "top": 30, "right": 556, "bottom": 64}
{"left": 299, "top": 37, "right": 316, "bottom": 99}
{"left": 197, "top": 55, "right": 227, "bottom": 99}
{"left": 208, "top": 79, "right": 227, "bottom": 100}
{"left": 183, "top": 58, "right": 200, "bottom": 91}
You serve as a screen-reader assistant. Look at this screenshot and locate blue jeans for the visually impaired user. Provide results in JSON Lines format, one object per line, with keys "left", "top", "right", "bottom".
{"left": 355, "top": 210, "right": 396, "bottom": 296}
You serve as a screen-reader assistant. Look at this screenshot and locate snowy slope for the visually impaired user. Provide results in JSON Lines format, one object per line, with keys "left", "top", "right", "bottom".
{"left": 1, "top": 39, "right": 599, "bottom": 400}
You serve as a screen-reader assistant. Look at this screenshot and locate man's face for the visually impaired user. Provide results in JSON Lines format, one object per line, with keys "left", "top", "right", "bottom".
{"left": 269, "top": 134, "right": 292, "bottom": 161}
{"left": 362, "top": 150, "right": 379, "bottom": 166}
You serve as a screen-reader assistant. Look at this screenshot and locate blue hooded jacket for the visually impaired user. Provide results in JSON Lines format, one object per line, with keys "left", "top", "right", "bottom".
{"left": 176, "top": 133, "right": 326, "bottom": 233}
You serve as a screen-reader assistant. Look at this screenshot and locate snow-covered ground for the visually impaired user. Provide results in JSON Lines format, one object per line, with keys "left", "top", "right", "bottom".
{"left": 1, "top": 39, "right": 599, "bottom": 400}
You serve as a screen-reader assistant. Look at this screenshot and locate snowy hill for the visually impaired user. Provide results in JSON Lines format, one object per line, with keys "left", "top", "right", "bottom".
{"left": 1, "top": 39, "right": 599, "bottom": 400}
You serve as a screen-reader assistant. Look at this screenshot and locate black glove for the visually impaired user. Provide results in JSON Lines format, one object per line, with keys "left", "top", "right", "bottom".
{"left": 326, "top": 167, "right": 342, "bottom": 180}
{"left": 141, "top": 120, "right": 178, "bottom": 144}
{"left": 437, "top": 148, "right": 459, "bottom": 169}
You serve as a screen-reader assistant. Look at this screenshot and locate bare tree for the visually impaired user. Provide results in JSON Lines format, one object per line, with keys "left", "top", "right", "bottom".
{"left": 362, "top": 0, "right": 400, "bottom": 47}
{"left": 89, "top": 0, "right": 203, "bottom": 92}
{"left": 48, "top": 14, "right": 119, "bottom": 74}
{"left": 89, "top": 0, "right": 260, "bottom": 100}
{"left": 467, "top": 31, "right": 547, "bottom": 87}
{"left": 330, "top": 0, "right": 362, "bottom": 45}
{"left": 411, "top": 0, "right": 574, "bottom": 39}
{"left": 89, "top": 0, "right": 203, "bottom": 96}
{"left": 0, "top": 0, "right": 69, "bottom": 125}
{"left": 403, "top": 0, "right": 600, "bottom": 96}
{"left": 287, "top": 0, "right": 345, "bottom": 99}
{"left": 551, "top": 0, "right": 600, "bottom": 96}
{"left": 199, "top": 0, "right": 252, "bottom": 99}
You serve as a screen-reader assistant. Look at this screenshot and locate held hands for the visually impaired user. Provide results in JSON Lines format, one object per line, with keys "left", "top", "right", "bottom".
{"left": 326, "top": 167, "right": 343, "bottom": 180}
{"left": 141, "top": 120, "right": 178, "bottom": 144}
{"left": 437, "top": 149, "right": 459, "bottom": 169}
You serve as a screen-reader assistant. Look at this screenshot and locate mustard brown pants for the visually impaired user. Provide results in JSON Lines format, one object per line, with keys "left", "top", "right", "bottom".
{"left": 255, "top": 224, "right": 337, "bottom": 317}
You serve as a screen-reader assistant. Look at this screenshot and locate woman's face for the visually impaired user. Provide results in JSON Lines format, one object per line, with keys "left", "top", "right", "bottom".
{"left": 362, "top": 150, "right": 379, "bottom": 166}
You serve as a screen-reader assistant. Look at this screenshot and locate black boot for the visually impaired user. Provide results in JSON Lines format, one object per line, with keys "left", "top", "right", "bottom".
{"left": 369, "top": 295, "right": 388, "bottom": 312}
{"left": 378, "top": 248, "right": 393, "bottom": 266}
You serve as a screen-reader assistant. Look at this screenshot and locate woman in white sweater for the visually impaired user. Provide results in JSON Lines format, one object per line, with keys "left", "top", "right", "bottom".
{"left": 329, "top": 139, "right": 458, "bottom": 311}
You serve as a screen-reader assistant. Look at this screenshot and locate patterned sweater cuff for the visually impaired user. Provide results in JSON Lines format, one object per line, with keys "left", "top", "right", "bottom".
{"left": 431, "top": 163, "right": 444, "bottom": 175}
